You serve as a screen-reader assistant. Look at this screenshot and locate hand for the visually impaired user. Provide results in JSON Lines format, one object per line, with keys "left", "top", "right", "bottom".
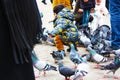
{"left": 84, "top": 0, "right": 88, "bottom": 2}
{"left": 78, "top": 9, "right": 83, "bottom": 13}
{"left": 96, "top": 0, "right": 101, "bottom": 5}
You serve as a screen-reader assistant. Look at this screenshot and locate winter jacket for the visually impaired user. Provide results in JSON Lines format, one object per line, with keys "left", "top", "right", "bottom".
{"left": 80, "top": 0, "right": 95, "bottom": 9}
{"left": 50, "top": 8, "right": 80, "bottom": 44}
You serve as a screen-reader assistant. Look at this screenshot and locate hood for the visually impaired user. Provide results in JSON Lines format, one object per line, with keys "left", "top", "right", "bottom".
{"left": 57, "top": 8, "right": 74, "bottom": 21}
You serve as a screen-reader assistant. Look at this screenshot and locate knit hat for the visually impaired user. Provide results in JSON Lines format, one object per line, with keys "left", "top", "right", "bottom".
{"left": 53, "top": 4, "right": 65, "bottom": 14}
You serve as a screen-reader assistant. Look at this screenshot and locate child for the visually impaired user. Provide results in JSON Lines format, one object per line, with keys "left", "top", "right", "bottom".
{"left": 74, "top": 0, "right": 94, "bottom": 30}
{"left": 74, "top": 0, "right": 95, "bottom": 39}
{"left": 49, "top": 4, "right": 80, "bottom": 61}
{"left": 80, "top": 0, "right": 95, "bottom": 28}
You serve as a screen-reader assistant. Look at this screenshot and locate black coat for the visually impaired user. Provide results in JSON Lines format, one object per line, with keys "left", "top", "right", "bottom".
{"left": 0, "top": 0, "right": 42, "bottom": 80}
{"left": 74, "top": 0, "right": 83, "bottom": 24}
{"left": 80, "top": 0, "right": 95, "bottom": 9}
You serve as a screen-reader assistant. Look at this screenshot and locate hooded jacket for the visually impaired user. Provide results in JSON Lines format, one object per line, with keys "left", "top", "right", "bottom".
{"left": 50, "top": 8, "right": 79, "bottom": 44}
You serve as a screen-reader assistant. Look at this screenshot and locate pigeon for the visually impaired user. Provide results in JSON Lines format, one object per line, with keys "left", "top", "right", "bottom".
{"left": 87, "top": 46, "right": 108, "bottom": 68}
{"left": 50, "top": 50, "right": 65, "bottom": 63}
{"left": 58, "top": 61, "right": 75, "bottom": 80}
{"left": 69, "top": 44, "right": 83, "bottom": 65}
{"left": 31, "top": 51, "right": 57, "bottom": 76}
{"left": 100, "top": 56, "right": 120, "bottom": 74}
{"left": 92, "top": 39, "right": 111, "bottom": 57}
{"left": 79, "top": 32, "right": 91, "bottom": 48}
{"left": 91, "top": 25, "right": 110, "bottom": 45}
{"left": 87, "top": 46, "right": 108, "bottom": 63}
{"left": 100, "top": 56, "right": 120, "bottom": 79}
{"left": 73, "top": 58, "right": 89, "bottom": 80}
{"left": 112, "top": 49, "right": 120, "bottom": 57}
{"left": 42, "top": 27, "right": 55, "bottom": 46}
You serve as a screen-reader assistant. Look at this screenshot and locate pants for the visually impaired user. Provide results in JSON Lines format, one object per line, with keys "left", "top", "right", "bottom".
{"left": 82, "top": 9, "right": 91, "bottom": 27}
{"left": 110, "top": 0, "right": 120, "bottom": 50}
{"left": 111, "top": 21, "right": 120, "bottom": 49}
{"left": 54, "top": 35, "right": 64, "bottom": 51}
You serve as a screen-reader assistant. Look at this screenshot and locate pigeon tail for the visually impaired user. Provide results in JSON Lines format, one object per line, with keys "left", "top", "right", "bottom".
{"left": 49, "top": 65, "right": 57, "bottom": 71}
{"left": 43, "top": 64, "right": 57, "bottom": 71}
{"left": 74, "top": 63, "right": 89, "bottom": 80}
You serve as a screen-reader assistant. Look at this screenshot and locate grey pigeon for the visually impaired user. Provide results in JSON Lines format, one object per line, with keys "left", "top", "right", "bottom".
{"left": 69, "top": 44, "right": 83, "bottom": 64}
{"left": 87, "top": 46, "right": 108, "bottom": 63}
{"left": 100, "top": 56, "right": 120, "bottom": 74}
{"left": 58, "top": 61, "right": 75, "bottom": 80}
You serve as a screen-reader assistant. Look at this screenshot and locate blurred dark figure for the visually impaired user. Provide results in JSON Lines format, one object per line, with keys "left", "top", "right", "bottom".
{"left": 105, "top": 0, "right": 109, "bottom": 11}
{"left": 51, "top": 0, "right": 53, "bottom": 3}
{"left": 0, "top": 0, "right": 42, "bottom": 80}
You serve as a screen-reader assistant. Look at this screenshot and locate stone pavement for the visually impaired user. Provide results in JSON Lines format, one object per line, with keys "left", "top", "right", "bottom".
{"left": 33, "top": 0, "right": 120, "bottom": 80}
{"left": 34, "top": 44, "right": 120, "bottom": 80}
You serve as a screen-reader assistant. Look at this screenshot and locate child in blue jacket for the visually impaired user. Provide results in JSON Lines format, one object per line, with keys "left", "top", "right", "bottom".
{"left": 49, "top": 4, "right": 80, "bottom": 62}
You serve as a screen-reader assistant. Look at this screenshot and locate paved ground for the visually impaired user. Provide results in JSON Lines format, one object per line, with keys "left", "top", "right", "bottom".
{"left": 33, "top": 0, "right": 120, "bottom": 80}
{"left": 34, "top": 44, "right": 120, "bottom": 80}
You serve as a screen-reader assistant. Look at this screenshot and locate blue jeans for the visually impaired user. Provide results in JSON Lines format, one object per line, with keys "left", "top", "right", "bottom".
{"left": 111, "top": 21, "right": 120, "bottom": 50}
{"left": 82, "top": 9, "right": 90, "bottom": 27}
{"left": 110, "top": 0, "right": 120, "bottom": 50}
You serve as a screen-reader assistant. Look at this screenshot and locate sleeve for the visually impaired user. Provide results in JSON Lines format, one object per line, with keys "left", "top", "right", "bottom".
{"left": 50, "top": 20, "right": 68, "bottom": 36}
{"left": 79, "top": 0, "right": 83, "bottom": 8}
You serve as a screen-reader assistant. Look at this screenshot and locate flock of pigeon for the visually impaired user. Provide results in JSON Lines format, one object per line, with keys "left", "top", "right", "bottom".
{"left": 33, "top": 25, "right": 120, "bottom": 80}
